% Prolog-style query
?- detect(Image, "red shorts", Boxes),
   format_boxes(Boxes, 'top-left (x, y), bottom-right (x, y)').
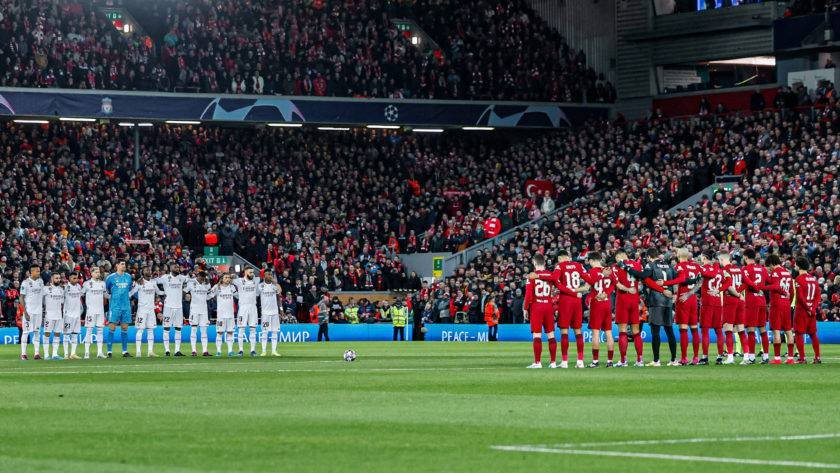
top-left (745, 304), bottom-right (767, 328)
top-left (615, 297), bottom-right (640, 325)
top-left (769, 305), bottom-right (792, 331)
top-left (675, 299), bottom-right (698, 326)
top-left (529, 306), bottom-right (555, 334)
top-left (588, 302), bottom-right (612, 331)
top-left (793, 310), bottom-right (817, 334)
top-left (722, 304), bottom-right (745, 325)
top-left (557, 298), bottom-right (583, 329)
top-left (700, 305), bottom-right (722, 328)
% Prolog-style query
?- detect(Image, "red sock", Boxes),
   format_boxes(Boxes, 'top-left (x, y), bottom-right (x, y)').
top-left (691, 327), bottom-right (700, 357)
top-left (701, 328), bottom-right (710, 356)
top-left (715, 328), bottom-right (724, 356)
top-left (738, 331), bottom-right (748, 353)
top-left (561, 334), bottom-right (569, 362)
top-left (812, 333), bottom-right (821, 359)
top-left (619, 333), bottom-right (628, 363)
top-left (795, 333), bottom-right (805, 361)
top-left (761, 331), bottom-right (769, 354)
top-left (607, 349), bottom-right (614, 362)
top-left (576, 336), bottom-right (584, 361)
top-left (725, 331), bottom-right (734, 355)
top-left (592, 348), bottom-right (599, 362)
top-left (532, 338), bottom-right (542, 364)
top-left (633, 333), bottom-right (643, 362)
top-left (748, 331), bottom-right (756, 354)
top-left (548, 338), bottom-right (557, 363)
top-left (787, 343), bottom-right (794, 358)
top-left (773, 342), bottom-right (781, 358)
top-left (679, 329), bottom-right (688, 360)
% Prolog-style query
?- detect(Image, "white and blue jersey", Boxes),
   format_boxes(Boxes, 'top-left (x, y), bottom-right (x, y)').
top-left (106, 272), bottom-right (133, 324)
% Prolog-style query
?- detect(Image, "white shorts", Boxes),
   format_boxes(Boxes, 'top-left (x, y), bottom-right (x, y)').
top-left (44, 318), bottom-right (63, 333)
top-left (237, 306), bottom-right (258, 328)
top-left (85, 312), bottom-right (106, 328)
top-left (162, 307), bottom-right (184, 328)
top-left (22, 312), bottom-right (43, 333)
top-left (63, 316), bottom-right (81, 334)
top-left (216, 318), bottom-right (235, 333)
top-left (135, 309), bottom-right (157, 329)
top-left (189, 312), bottom-right (209, 327)
top-left (261, 314), bottom-right (280, 333)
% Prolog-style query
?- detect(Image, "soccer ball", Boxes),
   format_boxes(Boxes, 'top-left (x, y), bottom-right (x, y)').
top-left (343, 349), bottom-right (357, 362)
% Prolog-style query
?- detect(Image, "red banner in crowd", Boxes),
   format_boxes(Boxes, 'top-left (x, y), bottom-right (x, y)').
top-left (524, 179), bottom-right (554, 198)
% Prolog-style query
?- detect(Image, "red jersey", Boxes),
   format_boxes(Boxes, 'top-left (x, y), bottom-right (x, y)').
top-left (664, 260), bottom-right (702, 299)
top-left (794, 272), bottom-right (820, 316)
top-left (722, 263), bottom-right (745, 307)
top-left (583, 266), bottom-right (615, 307)
top-left (546, 261), bottom-right (586, 300)
top-left (700, 263), bottom-right (728, 308)
top-left (742, 263), bottom-right (769, 308)
top-left (613, 260), bottom-right (642, 300)
top-left (524, 269), bottom-right (555, 311)
top-left (765, 266), bottom-right (793, 307)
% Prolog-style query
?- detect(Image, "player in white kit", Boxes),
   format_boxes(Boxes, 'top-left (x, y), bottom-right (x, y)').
top-left (259, 273), bottom-right (283, 357)
top-left (62, 272), bottom-right (84, 359)
top-left (43, 273), bottom-right (65, 360)
top-left (233, 268), bottom-right (260, 357)
top-left (156, 263), bottom-right (188, 356)
top-left (185, 272), bottom-right (214, 356)
top-left (212, 273), bottom-right (238, 356)
top-left (82, 267), bottom-right (107, 359)
top-left (131, 267), bottom-right (163, 357)
top-left (19, 264), bottom-right (44, 360)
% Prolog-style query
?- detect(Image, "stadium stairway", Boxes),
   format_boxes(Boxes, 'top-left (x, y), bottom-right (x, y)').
top-left (667, 174), bottom-right (740, 213)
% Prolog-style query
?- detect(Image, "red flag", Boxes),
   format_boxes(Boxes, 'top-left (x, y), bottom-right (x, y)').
top-left (524, 179), bottom-right (555, 198)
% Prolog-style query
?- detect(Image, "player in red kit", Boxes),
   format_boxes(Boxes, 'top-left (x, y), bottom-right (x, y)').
top-left (582, 252), bottom-right (615, 368)
top-left (742, 249), bottom-right (769, 364)
top-left (719, 252), bottom-right (747, 365)
top-left (662, 248), bottom-right (702, 365)
top-left (793, 257), bottom-right (821, 364)
top-left (523, 253), bottom-right (558, 368)
top-left (537, 250), bottom-right (590, 368)
top-left (613, 249), bottom-right (645, 367)
top-left (698, 251), bottom-right (728, 365)
top-left (764, 254), bottom-right (794, 364)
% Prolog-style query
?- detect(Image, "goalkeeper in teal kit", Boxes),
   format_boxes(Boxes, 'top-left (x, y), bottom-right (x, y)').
top-left (105, 261), bottom-right (134, 357)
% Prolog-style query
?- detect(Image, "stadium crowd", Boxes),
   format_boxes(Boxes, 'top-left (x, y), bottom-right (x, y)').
top-left (0, 0), bottom-right (615, 102)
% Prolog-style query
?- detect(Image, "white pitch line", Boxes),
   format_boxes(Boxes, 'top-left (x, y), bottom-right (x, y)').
top-left (490, 445), bottom-right (840, 470)
top-left (0, 366), bottom-right (497, 375)
top-left (546, 432), bottom-right (840, 448)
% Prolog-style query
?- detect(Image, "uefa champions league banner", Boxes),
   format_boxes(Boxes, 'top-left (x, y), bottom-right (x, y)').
top-left (0, 88), bottom-right (607, 129)
top-left (1, 323), bottom-right (840, 344)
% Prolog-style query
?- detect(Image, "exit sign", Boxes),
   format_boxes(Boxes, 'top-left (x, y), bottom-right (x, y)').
top-left (204, 256), bottom-right (230, 266)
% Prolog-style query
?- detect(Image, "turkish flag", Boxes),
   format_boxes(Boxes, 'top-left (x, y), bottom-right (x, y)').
top-left (524, 179), bottom-right (555, 198)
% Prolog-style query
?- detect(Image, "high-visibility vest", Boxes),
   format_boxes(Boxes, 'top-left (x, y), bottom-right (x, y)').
top-left (390, 306), bottom-right (408, 327)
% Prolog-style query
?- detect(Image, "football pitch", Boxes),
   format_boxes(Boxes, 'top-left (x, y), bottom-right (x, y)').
top-left (0, 342), bottom-right (838, 473)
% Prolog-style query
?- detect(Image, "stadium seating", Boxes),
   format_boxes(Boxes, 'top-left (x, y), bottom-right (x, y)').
top-left (0, 0), bottom-right (615, 102)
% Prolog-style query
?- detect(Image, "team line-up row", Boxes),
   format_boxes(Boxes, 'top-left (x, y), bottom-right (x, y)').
top-left (522, 248), bottom-right (822, 368)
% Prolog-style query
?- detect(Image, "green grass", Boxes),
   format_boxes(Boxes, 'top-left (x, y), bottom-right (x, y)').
top-left (0, 342), bottom-right (838, 472)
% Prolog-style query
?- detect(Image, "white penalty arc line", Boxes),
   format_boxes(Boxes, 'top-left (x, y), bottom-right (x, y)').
top-left (547, 432), bottom-right (840, 448)
top-left (491, 445), bottom-right (840, 470)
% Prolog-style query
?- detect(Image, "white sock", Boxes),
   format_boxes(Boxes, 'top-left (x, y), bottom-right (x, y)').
top-left (238, 328), bottom-right (245, 352)
top-left (135, 328), bottom-right (143, 355)
top-left (271, 332), bottom-right (278, 353)
top-left (226, 333), bottom-right (234, 353)
top-left (216, 330), bottom-right (223, 353)
top-left (21, 331), bottom-right (28, 355)
top-left (96, 327), bottom-right (104, 355)
top-left (147, 329), bottom-right (155, 354)
top-left (261, 331), bottom-right (268, 353)
top-left (33, 333), bottom-right (41, 356)
top-left (200, 327), bottom-right (208, 353)
top-left (163, 328), bottom-right (170, 353)
top-left (71, 335), bottom-right (78, 356)
top-left (190, 327), bottom-right (197, 352)
top-left (83, 328), bottom-right (91, 355)
top-left (174, 330), bottom-right (181, 353)
top-left (63, 336), bottom-right (70, 357)
top-left (52, 336), bottom-right (60, 357)
top-left (249, 329), bottom-right (256, 353)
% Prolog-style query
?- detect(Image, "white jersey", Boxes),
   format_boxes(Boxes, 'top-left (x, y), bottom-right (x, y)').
top-left (131, 279), bottom-right (161, 313)
top-left (63, 283), bottom-right (83, 318)
top-left (259, 283), bottom-right (281, 316)
top-left (43, 285), bottom-right (65, 320)
top-left (82, 279), bottom-right (106, 314)
top-left (186, 280), bottom-right (213, 315)
top-left (215, 284), bottom-right (237, 319)
top-left (233, 277), bottom-right (260, 307)
top-left (20, 277), bottom-right (45, 315)
top-left (156, 274), bottom-right (188, 309)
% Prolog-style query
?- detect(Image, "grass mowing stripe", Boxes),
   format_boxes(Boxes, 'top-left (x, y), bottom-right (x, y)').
top-left (490, 446), bottom-right (840, 469)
